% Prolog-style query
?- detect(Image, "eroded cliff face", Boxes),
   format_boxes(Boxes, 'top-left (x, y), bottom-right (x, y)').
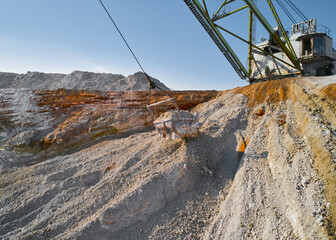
top-left (203, 77), bottom-right (336, 239)
top-left (0, 89), bottom-right (218, 169)
top-left (0, 76), bottom-right (335, 240)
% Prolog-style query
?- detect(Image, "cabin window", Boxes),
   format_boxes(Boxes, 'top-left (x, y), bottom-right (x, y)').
top-left (302, 38), bottom-right (312, 55)
top-left (313, 36), bottom-right (325, 55)
top-left (302, 35), bottom-right (325, 56)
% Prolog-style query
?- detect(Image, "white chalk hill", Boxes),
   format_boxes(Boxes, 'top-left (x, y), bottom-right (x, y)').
top-left (0, 71), bottom-right (169, 91)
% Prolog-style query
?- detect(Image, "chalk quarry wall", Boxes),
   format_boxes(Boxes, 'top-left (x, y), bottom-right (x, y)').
top-left (0, 76), bottom-right (335, 239)
top-left (0, 88), bottom-right (217, 169)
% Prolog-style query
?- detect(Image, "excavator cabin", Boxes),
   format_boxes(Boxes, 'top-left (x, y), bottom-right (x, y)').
top-left (251, 18), bottom-right (336, 80)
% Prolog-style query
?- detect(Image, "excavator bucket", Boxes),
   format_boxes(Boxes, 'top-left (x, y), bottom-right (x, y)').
top-left (153, 110), bottom-right (200, 139)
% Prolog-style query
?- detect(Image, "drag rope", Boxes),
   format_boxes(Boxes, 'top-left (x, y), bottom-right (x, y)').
top-left (98, 0), bottom-right (180, 117)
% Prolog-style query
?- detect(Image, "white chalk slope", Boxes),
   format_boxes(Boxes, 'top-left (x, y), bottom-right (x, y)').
top-left (0, 76), bottom-right (335, 239)
top-left (0, 71), bottom-right (169, 91)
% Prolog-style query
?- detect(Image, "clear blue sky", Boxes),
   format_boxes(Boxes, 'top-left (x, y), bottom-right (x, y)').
top-left (1, 0), bottom-right (335, 90)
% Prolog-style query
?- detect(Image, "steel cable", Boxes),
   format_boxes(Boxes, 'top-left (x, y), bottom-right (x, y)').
top-left (97, 0), bottom-right (178, 110)
top-left (98, 0), bottom-right (147, 74)
top-left (284, 0), bottom-right (308, 21)
top-left (274, 0), bottom-right (296, 24)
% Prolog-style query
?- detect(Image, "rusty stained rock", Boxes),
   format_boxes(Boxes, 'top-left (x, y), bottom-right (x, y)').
top-left (255, 109), bottom-right (265, 117)
top-left (278, 114), bottom-right (287, 126)
top-left (35, 89), bottom-right (218, 149)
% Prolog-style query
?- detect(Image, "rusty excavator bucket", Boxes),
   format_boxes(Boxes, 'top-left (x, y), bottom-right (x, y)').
top-left (147, 98), bottom-right (200, 139)
top-left (153, 110), bottom-right (200, 139)
top-left (145, 74), bottom-right (200, 139)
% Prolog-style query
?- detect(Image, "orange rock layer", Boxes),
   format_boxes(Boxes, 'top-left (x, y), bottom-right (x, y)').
top-left (34, 89), bottom-right (218, 149)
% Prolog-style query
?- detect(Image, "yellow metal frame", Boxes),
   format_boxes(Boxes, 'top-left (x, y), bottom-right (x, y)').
top-left (183, 0), bottom-right (302, 82)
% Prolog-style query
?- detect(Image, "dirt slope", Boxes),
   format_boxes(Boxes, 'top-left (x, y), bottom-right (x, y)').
top-left (0, 76), bottom-right (335, 239)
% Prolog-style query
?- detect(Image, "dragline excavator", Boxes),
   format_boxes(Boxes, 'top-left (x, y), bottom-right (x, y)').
top-left (183, 0), bottom-right (336, 83)
top-left (152, 0), bottom-right (336, 138)
top-left (99, 0), bottom-right (336, 139)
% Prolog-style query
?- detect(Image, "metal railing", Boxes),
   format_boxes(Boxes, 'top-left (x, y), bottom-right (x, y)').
top-left (290, 24), bottom-right (331, 36)
top-left (316, 25), bottom-right (331, 36)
